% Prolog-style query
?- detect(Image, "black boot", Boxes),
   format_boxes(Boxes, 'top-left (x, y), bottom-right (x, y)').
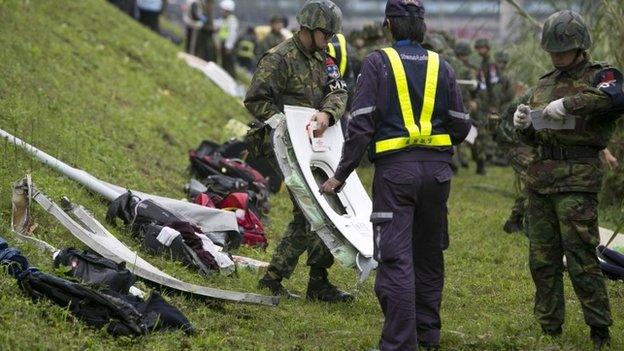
top-left (476, 160), bottom-right (486, 175)
top-left (258, 271), bottom-right (300, 299)
top-left (306, 267), bottom-right (353, 302)
top-left (418, 341), bottom-right (440, 350)
top-left (503, 215), bottom-right (523, 234)
top-left (541, 325), bottom-right (562, 337)
top-left (590, 327), bottom-right (610, 350)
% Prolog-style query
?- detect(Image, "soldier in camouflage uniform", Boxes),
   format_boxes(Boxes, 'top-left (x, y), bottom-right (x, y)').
top-left (244, 0), bottom-right (352, 302)
top-left (489, 50), bottom-right (517, 166)
top-left (513, 11), bottom-right (624, 349)
top-left (473, 38), bottom-right (497, 174)
top-left (454, 41), bottom-right (479, 169)
top-left (362, 22), bottom-right (390, 54)
top-left (255, 15), bottom-right (287, 57)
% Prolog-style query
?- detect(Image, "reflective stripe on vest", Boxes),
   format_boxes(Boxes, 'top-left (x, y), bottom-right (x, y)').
top-left (237, 40), bottom-right (255, 58)
top-left (376, 47), bottom-right (451, 153)
top-left (326, 34), bottom-right (348, 77)
top-left (219, 23), bottom-right (229, 40)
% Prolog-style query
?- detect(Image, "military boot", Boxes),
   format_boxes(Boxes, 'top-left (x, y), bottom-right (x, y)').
top-left (541, 325), bottom-right (562, 337)
top-left (306, 267), bottom-right (353, 302)
top-left (590, 327), bottom-right (610, 350)
top-left (476, 160), bottom-right (486, 175)
top-left (258, 271), bottom-right (300, 299)
top-left (503, 215), bottom-right (523, 234)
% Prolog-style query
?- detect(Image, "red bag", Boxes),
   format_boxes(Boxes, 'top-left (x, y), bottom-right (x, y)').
top-left (193, 192), bottom-right (268, 248)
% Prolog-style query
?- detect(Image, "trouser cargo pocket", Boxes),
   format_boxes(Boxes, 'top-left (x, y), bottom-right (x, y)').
top-left (371, 212), bottom-right (394, 262)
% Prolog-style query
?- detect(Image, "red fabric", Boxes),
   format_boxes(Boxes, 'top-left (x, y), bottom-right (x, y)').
top-left (195, 192), bottom-right (267, 248)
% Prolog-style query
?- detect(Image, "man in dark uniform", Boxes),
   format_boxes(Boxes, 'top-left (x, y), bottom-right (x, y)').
top-left (321, 1), bottom-right (471, 349)
top-left (245, 0), bottom-right (352, 303)
top-left (514, 10), bottom-right (624, 349)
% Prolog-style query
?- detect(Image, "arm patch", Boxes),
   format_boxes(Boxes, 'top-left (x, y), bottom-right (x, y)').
top-left (593, 68), bottom-right (624, 110)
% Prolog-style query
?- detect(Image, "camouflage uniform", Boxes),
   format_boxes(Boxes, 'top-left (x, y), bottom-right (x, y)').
top-left (245, 0), bottom-right (350, 301)
top-left (517, 11), bottom-right (624, 341)
top-left (495, 91), bottom-right (536, 232)
top-left (489, 50), bottom-right (517, 166)
top-left (454, 42), bottom-right (478, 169)
top-left (473, 38), bottom-right (496, 173)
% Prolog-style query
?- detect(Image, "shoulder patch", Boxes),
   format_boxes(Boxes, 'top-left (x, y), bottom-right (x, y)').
top-left (325, 56), bottom-right (341, 79)
top-left (593, 67), bottom-right (624, 110)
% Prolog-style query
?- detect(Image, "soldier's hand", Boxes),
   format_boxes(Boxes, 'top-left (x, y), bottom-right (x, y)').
top-left (320, 177), bottom-right (343, 195)
top-left (513, 104), bottom-right (531, 129)
top-left (543, 98), bottom-right (567, 122)
top-left (311, 111), bottom-right (331, 137)
top-left (601, 149), bottom-right (619, 169)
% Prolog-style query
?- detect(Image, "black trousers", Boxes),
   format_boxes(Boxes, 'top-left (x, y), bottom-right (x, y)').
top-left (138, 9), bottom-right (159, 32)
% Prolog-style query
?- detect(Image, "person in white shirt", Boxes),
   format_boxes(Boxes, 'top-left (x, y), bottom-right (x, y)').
top-left (215, 0), bottom-right (239, 76)
top-left (137, 0), bottom-right (164, 32)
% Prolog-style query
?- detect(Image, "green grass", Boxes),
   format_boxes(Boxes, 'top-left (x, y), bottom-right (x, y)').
top-left (1, 0), bottom-right (623, 350)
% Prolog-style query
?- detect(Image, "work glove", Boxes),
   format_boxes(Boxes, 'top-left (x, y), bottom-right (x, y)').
top-left (513, 104), bottom-right (531, 130)
top-left (542, 98), bottom-right (567, 122)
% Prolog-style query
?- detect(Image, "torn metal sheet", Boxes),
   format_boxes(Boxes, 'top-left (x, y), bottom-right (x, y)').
top-left (178, 52), bottom-right (245, 98)
top-left (11, 176), bottom-right (57, 252)
top-left (0, 128), bottom-right (239, 234)
top-left (273, 107), bottom-right (377, 283)
top-left (530, 109), bottom-right (576, 130)
top-left (12, 179), bottom-right (278, 306)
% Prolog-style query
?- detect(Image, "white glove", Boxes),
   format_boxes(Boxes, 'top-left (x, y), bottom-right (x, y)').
top-left (542, 98), bottom-right (567, 122)
top-left (513, 104), bottom-right (532, 130)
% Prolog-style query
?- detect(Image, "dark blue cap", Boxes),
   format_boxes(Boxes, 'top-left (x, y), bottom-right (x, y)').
top-left (385, 0), bottom-right (425, 18)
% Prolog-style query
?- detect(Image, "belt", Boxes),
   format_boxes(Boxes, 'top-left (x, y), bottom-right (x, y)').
top-left (538, 145), bottom-right (600, 160)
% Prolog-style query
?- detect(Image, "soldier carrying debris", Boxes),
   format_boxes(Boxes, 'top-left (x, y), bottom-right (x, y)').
top-left (244, 0), bottom-right (352, 303)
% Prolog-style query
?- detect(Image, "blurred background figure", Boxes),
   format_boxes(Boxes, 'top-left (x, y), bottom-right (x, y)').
top-left (137, 0), bottom-right (164, 32)
top-left (183, 0), bottom-right (217, 61)
top-left (215, 0), bottom-right (239, 76)
top-left (236, 26), bottom-right (258, 73)
top-left (255, 15), bottom-right (287, 57)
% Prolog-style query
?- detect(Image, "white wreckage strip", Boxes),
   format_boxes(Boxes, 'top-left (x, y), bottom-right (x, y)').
top-left (10, 178), bottom-right (278, 306)
top-left (0, 127), bottom-right (239, 234)
top-left (1, 128), bottom-right (267, 271)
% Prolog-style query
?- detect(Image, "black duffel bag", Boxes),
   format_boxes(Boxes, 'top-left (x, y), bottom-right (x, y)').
top-left (54, 248), bottom-right (136, 295)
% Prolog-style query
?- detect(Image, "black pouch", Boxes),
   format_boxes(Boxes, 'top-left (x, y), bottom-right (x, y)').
top-left (54, 248), bottom-right (136, 295)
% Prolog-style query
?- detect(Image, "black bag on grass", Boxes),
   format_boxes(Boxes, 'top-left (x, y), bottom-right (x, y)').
top-left (54, 248), bottom-right (136, 295)
top-left (19, 268), bottom-right (147, 336)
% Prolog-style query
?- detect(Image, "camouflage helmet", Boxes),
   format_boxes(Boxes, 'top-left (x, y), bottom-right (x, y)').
top-left (422, 33), bottom-right (448, 52)
top-left (541, 10), bottom-right (591, 53)
top-left (297, 0), bottom-right (342, 35)
top-left (474, 38), bottom-right (490, 49)
top-left (494, 50), bottom-right (509, 63)
top-left (363, 23), bottom-right (384, 39)
top-left (454, 41), bottom-right (471, 56)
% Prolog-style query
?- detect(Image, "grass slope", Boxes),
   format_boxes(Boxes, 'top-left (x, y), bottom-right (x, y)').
top-left (0, 1), bottom-right (623, 350)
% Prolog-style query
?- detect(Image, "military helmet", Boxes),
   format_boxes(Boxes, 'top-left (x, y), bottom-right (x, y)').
top-left (297, 0), bottom-right (342, 35)
top-left (494, 50), bottom-right (509, 63)
top-left (454, 41), bottom-right (471, 56)
top-left (363, 23), bottom-right (384, 39)
top-left (541, 10), bottom-right (591, 53)
top-left (474, 38), bottom-right (490, 49)
top-left (422, 33), bottom-right (448, 52)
